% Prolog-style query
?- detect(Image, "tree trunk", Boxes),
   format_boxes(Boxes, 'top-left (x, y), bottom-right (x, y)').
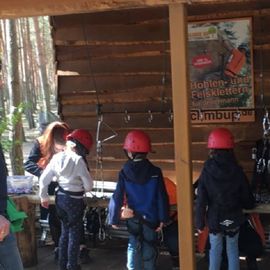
top-left (0, 21), bottom-right (8, 119)
top-left (18, 18), bottom-right (35, 129)
top-left (6, 19), bottom-right (24, 175)
top-left (25, 18), bottom-right (37, 111)
top-left (32, 17), bottom-right (50, 112)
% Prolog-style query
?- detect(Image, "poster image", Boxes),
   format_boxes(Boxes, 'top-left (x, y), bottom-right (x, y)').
top-left (188, 18), bottom-right (254, 123)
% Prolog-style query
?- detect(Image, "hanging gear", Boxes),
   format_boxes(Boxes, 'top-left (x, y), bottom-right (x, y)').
top-left (85, 207), bottom-right (101, 235)
top-left (123, 130), bottom-right (152, 153)
top-left (251, 137), bottom-right (270, 200)
top-left (85, 207), bottom-right (107, 244)
top-left (94, 111), bottom-right (117, 198)
top-left (67, 129), bottom-right (93, 152)
top-left (207, 128), bottom-right (234, 149)
top-left (252, 109), bottom-right (270, 201)
top-left (251, 16), bottom-right (270, 201)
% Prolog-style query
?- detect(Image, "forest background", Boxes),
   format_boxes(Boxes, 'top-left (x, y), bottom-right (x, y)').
top-left (0, 17), bottom-right (56, 175)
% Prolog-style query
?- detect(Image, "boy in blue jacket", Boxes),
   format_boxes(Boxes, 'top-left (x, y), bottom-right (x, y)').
top-left (109, 130), bottom-right (169, 270)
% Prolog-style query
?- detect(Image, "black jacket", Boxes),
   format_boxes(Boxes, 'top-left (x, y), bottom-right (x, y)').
top-left (24, 140), bottom-right (43, 177)
top-left (24, 140), bottom-right (58, 195)
top-left (0, 145), bottom-right (8, 216)
top-left (196, 151), bottom-right (255, 233)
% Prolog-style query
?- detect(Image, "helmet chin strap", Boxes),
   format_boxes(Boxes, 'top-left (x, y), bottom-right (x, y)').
top-left (127, 151), bottom-right (134, 160)
top-left (126, 151), bottom-right (144, 162)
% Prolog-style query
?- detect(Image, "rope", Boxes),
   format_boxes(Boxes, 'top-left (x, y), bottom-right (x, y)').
top-left (81, 14), bottom-right (100, 106)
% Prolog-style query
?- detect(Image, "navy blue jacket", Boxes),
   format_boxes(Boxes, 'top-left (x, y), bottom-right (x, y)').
top-left (0, 145), bottom-right (8, 216)
top-left (196, 151), bottom-right (255, 233)
top-left (24, 140), bottom-right (58, 195)
top-left (108, 159), bottom-right (169, 226)
top-left (24, 140), bottom-right (43, 177)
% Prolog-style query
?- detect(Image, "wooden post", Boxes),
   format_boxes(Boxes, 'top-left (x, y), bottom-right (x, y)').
top-left (169, 3), bottom-right (196, 270)
top-left (13, 196), bottom-right (38, 267)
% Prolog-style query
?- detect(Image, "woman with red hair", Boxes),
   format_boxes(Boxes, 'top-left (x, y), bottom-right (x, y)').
top-left (24, 121), bottom-right (70, 258)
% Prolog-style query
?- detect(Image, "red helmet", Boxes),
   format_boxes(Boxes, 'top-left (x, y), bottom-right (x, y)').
top-left (67, 129), bottom-right (93, 151)
top-left (123, 130), bottom-right (151, 153)
top-left (207, 128), bottom-right (234, 149)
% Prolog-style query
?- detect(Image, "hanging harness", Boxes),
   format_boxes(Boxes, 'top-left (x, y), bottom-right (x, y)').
top-left (252, 110), bottom-right (270, 202)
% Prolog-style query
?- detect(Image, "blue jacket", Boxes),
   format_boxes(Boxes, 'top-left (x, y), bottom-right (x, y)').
top-left (108, 159), bottom-right (169, 226)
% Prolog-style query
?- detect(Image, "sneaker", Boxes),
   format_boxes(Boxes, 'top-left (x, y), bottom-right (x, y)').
top-left (79, 247), bottom-right (91, 264)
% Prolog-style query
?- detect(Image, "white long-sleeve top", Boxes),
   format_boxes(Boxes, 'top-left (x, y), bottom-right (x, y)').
top-left (39, 149), bottom-right (93, 201)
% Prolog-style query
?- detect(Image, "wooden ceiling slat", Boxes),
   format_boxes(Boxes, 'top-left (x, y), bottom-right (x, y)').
top-left (52, 7), bottom-right (168, 27)
top-left (58, 75), bottom-right (171, 93)
top-left (64, 113), bottom-right (173, 129)
top-left (57, 55), bottom-right (171, 74)
top-left (0, 0), bottom-right (267, 19)
top-left (53, 21), bottom-right (169, 42)
top-left (61, 101), bottom-right (172, 116)
top-left (188, 3), bottom-right (270, 19)
top-left (87, 129), bottom-right (174, 145)
top-left (0, 0), bottom-right (185, 19)
top-left (55, 43), bottom-right (170, 60)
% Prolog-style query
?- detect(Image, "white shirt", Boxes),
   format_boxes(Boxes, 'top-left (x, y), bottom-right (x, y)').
top-left (39, 149), bottom-right (93, 201)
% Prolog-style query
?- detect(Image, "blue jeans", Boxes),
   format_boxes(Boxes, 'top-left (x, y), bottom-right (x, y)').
top-left (209, 232), bottom-right (239, 270)
top-left (126, 218), bottom-right (158, 270)
top-left (0, 233), bottom-right (24, 270)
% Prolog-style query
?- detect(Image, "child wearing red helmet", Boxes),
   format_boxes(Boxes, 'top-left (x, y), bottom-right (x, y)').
top-left (39, 129), bottom-right (93, 270)
top-left (196, 127), bottom-right (254, 270)
top-left (108, 130), bottom-right (170, 270)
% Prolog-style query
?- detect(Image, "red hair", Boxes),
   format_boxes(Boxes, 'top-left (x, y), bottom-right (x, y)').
top-left (37, 121), bottom-right (70, 168)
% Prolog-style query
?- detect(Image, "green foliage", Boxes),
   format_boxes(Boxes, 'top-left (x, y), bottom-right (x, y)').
top-left (0, 103), bottom-right (26, 152)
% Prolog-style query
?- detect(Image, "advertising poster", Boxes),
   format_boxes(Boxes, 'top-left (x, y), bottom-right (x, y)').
top-left (188, 18), bottom-right (254, 123)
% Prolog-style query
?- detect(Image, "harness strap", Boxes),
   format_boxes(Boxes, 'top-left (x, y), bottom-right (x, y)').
top-left (57, 186), bottom-right (84, 197)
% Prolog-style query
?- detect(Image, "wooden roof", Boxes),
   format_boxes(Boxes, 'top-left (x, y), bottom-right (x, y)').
top-left (0, 0), bottom-right (268, 19)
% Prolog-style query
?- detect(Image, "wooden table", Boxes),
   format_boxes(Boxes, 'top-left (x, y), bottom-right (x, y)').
top-left (11, 194), bottom-right (110, 267)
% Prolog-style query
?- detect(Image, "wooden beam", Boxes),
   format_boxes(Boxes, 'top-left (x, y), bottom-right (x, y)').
top-left (0, 0), bottom-right (188, 19)
top-left (188, 8), bottom-right (270, 21)
top-left (0, 0), bottom-right (264, 19)
top-left (169, 3), bottom-right (196, 270)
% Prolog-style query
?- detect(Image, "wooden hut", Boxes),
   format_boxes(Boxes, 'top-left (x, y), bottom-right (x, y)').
top-left (1, 1), bottom-right (270, 269)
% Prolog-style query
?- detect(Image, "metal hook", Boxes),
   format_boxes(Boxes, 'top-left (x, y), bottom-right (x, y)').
top-left (263, 107), bottom-right (270, 137)
top-left (148, 110), bottom-right (153, 123)
top-left (162, 75), bottom-right (167, 85)
top-left (168, 109), bottom-right (173, 123)
top-left (124, 110), bottom-right (131, 123)
top-left (234, 108), bottom-right (241, 121)
top-left (198, 109), bottom-right (204, 121)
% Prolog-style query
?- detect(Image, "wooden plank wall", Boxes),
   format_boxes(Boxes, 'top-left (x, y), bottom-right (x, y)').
top-left (51, 0), bottom-right (270, 184)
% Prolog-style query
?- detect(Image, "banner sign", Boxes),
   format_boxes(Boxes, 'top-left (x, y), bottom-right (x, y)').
top-left (188, 18), bottom-right (254, 123)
